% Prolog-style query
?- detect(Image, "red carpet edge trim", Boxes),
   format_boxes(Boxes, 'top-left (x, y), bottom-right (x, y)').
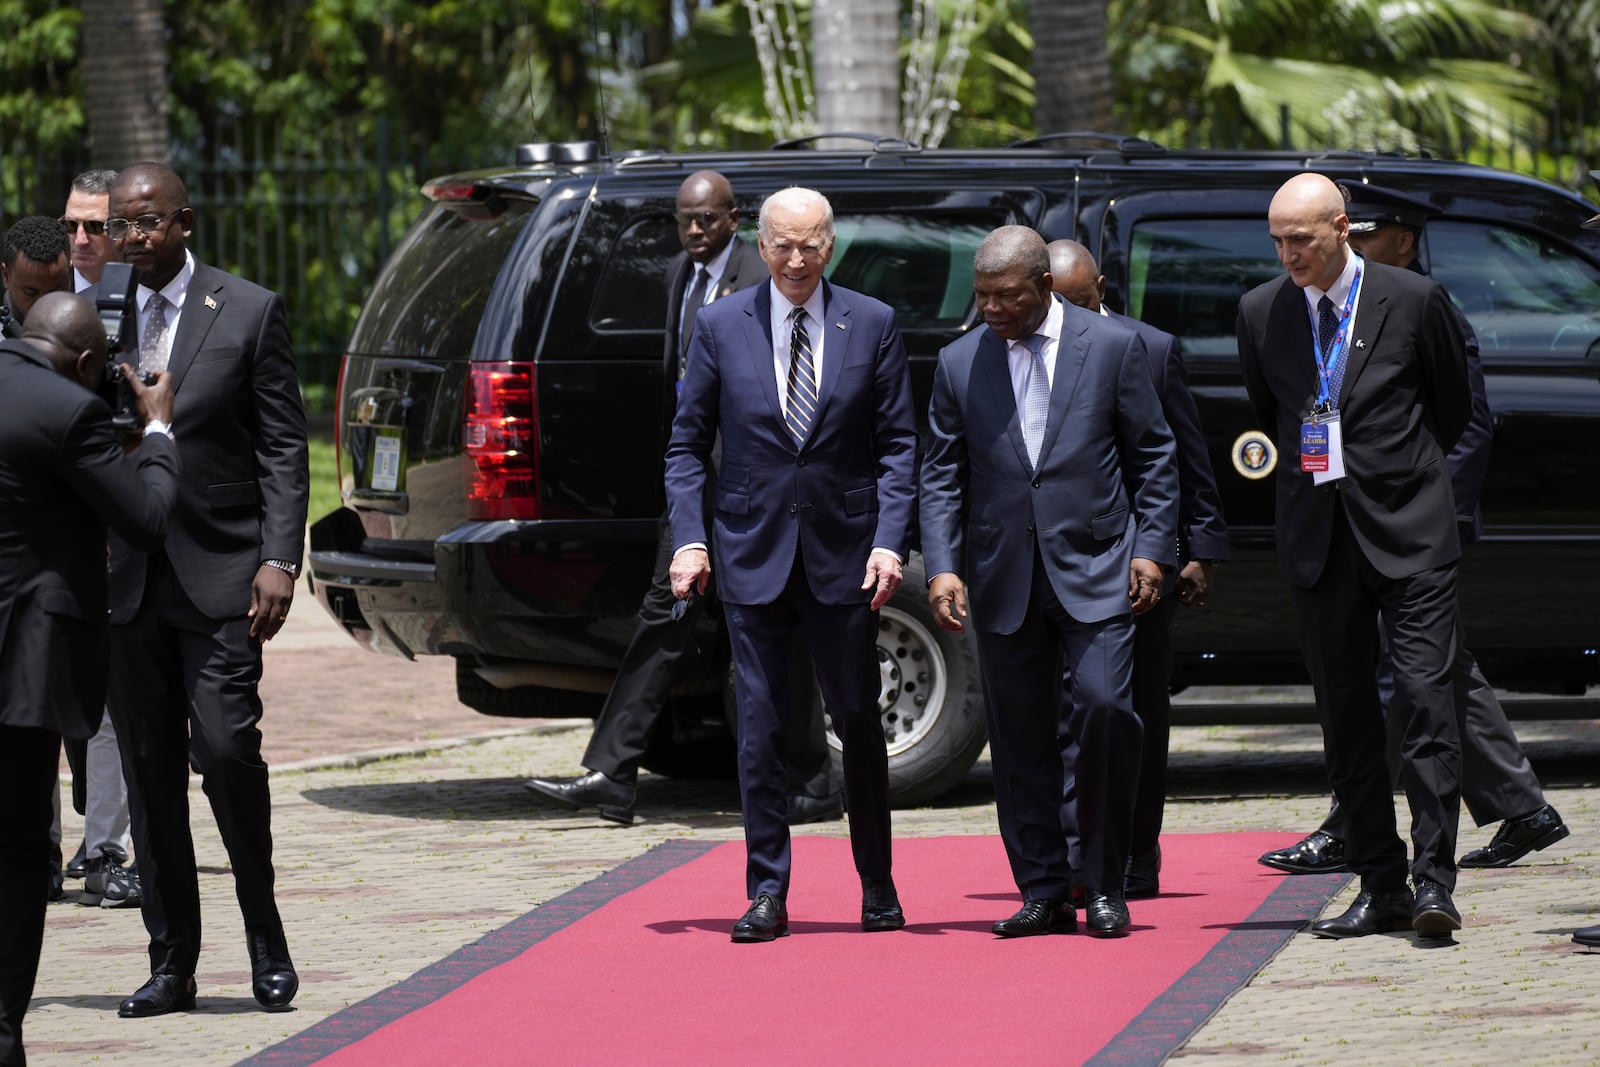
top-left (238, 838), bottom-right (720, 1067)
top-left (1084, 871), bottom-right (1355, 1066)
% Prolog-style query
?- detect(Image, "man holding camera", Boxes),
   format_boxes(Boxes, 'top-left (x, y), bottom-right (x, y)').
top-left (99, 163), bottom-right (310, 1018)
top-left (0, 291), bottom-right (177, 1067)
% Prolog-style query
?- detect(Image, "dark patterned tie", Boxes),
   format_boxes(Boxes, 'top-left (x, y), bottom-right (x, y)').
top-left (141, 293), bottom-right (170, 374)
top-left (679, 266), bottom-right (710, 377)
top-left (1020, 334), bottom-right (1050, 467)
top-left (1318, 295), bottom-right (1343, 404)
top-left (785, 307), bottom-right (817, 444)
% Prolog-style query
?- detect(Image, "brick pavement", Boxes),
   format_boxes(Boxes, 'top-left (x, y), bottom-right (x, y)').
top-left (25, 599), bottom-right (1600, 1065)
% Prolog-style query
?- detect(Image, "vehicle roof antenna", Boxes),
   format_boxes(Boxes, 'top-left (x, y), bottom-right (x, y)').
top-left (588, 1), bottom-right (611, 158)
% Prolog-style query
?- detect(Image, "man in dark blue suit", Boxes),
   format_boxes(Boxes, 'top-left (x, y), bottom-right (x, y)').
top-left (920, 226), bottom-right (1179, 938)
top-left (665, 187), bottom-right (918, 942)
top-left (1046, 239), bottom-right (1229, 901)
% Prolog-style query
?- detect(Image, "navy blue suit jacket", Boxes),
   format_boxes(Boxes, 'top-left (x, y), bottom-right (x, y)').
top-left (920, 297), bottom-right (1180, 633)
top-left (665, 280), bottom-right (918, 606)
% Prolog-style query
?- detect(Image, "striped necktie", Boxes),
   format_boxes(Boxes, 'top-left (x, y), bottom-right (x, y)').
top-left (784, 306), bottom-right (817, 444)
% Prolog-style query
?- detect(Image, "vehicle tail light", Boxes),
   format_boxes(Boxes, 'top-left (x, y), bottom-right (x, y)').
top-left (463, 362), bottom-right (540, 520)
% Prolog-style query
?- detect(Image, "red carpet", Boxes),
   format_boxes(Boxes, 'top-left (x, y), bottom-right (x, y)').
top-left (247, 833), bottom-right (1345, 1067)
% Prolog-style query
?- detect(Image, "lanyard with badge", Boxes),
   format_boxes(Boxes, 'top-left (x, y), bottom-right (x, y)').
top-left (1301, 264), bottom-right (1362, 484)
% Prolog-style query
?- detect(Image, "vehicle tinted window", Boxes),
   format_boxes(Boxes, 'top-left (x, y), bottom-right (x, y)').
top-left (1126, 219), bottom-right (1282, 357)
top-left (1426, 220), bottom-right (1600, 359)
top-left (349, 199), bottom-right (535, 358)
top-left (588, 213), bottom-right (991, 335)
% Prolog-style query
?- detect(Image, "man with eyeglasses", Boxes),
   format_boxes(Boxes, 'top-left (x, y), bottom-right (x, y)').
top-left (98, 163), bottom-right (309, 1019)
top-left (63, 169), bottom-right (121, 291)
top-left (526, 170), bottom-right (841, 827)
top-left (0, 216), bottom-right (72, 340)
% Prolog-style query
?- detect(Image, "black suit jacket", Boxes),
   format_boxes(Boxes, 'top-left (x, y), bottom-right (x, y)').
top-left (661, 238), bottom-right (765, 418)
top-left (105, 260), bottom-right (310, 623)
top-left (1236, 259), bottom-right (1470, 588)
top-left (0, 340), bottom-right (177, 736)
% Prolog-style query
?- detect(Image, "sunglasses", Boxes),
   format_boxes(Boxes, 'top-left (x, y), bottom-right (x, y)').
top-left (60, 217), bottom-right (108, 237)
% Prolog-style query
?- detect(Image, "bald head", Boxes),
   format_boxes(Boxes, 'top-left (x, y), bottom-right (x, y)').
top-left (1045, 239), bottom-right (1105, 312)
top-left (1268, 173), bottom-right (1350, 290)
top-left (675, 170), bottom-right (738, 264)
top-left (22, 291), bottom-right (107, 388)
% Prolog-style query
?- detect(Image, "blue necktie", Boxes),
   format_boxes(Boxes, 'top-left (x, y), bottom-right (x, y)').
top-left (1020, 333), bottom-right (1049, 467)
top-left (785, 307), bottom-right (817, 444)
top-left (1318, 295), bottom-right (1345, 405)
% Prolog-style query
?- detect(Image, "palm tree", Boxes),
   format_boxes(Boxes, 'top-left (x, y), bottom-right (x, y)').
top-left (812, 0), bottom-right (900, 137)
top-left (1032, 0), bottom-right (1112, 134)
top-left (81, 0), bottom-right (169, 166)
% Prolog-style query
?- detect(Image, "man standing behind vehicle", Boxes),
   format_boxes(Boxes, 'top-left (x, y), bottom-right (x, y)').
top-left (666, 187), bottom-right (917, 942)
top-left (0, 291), bottom-right (177, 1067)
top-left (1046, 239), bottom-right (1228, 900)
top-left (1257, 181), bottom-right (1566, 879)
top-left (101, 162), bottom-right (310, 1018)
top-left (65, 170), bottom-right (121, 291)
top-left (525, 170), bottom-right (840, 826)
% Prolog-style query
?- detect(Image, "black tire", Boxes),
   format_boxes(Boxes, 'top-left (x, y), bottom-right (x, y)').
top-left (453, 658), bottom-right (605, 719)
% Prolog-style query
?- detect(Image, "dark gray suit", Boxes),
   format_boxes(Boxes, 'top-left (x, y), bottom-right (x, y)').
top-left (0, 339), bottom-right (176, 1066)
top-left (105, 260), bottom-right (309, 977)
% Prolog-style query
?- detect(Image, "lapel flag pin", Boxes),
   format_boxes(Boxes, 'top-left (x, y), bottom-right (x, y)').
top-left (204, 295), bottom-right (218, 310)
top-left (1354, 338), bottom-right (1366, 348)
top-left (835, 322), bottom-right (845, 330)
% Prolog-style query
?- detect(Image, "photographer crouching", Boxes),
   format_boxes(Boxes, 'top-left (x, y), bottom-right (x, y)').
top-left (0, 291), bottom-right (177, 1067)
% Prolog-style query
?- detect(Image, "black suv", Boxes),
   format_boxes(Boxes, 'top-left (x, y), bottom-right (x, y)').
top-left (309, 138), bottom-right (1600, 803)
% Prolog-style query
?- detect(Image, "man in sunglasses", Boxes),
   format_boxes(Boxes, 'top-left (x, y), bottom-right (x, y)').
top-left (526, 170), bottom-right (841, 827)
top-left (0, 216), bottom-right (72, 340)
top-left (63, 169), bottom-right (121, 292)
top-left (99, 163), bottom-right (309, 1019)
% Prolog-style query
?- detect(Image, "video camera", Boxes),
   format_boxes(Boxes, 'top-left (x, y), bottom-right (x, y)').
top-left (95, 262), bottom-right (151, 435)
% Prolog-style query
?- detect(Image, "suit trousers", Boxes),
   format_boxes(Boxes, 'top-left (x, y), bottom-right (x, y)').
top-left (107, 554), bottom-right (284, 976)
top-left (721, 550), bottom-right (891, 899)
top-left (0, 725), bottom-right (60, 1067)
top-left (1292, 500), bottom-right (1464, 892)
top-left (1061, 594), bottom-right (1175, 872)
top-left (1319, 621), bottom-right (1545, 840)
top-left (981, 551), bottom-right (1142, 900)
top-left (583, 515), bottom-right (836, 799)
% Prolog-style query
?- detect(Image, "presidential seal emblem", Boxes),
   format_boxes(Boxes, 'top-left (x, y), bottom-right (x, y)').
top-left (1231, 430), bottom-right (1276, 480)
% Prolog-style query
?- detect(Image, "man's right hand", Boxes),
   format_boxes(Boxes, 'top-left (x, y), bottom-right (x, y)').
top-left (123, 365), bottom-right (174, 427)
top-left (928, 572), bottom-right (968, 632)
top-left (670, 547), bottom-right (712, 600)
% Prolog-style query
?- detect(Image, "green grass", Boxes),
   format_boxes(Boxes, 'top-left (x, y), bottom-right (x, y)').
top-left (308, 434), bottom-right (341, 523)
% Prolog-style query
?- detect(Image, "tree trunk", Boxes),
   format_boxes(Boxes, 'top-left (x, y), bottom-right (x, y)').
top-left (1031, 0), bottom-right (1112, 136)
top-left (80, 0), bottom-right (170, 167)
top-left (812, 0), bottom-right (900, 143)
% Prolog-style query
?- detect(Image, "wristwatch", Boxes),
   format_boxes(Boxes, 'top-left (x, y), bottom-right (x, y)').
top-left (262, 558), bottom-right (300, 579)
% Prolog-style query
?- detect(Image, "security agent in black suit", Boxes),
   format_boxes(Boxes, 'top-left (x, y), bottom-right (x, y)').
top-left (0, 216), bottom-right (73, 340)
top-left (1259, 181), bottom-right (1566, 878)
top-left (0, 292), bottom-right (177, 1067)
top-left (100, 163), bottom-right (310, 1018)
top-left (525, 171), bottom-right (839, 825)
top-left (1046, 240), bottom-right (1229, 900)
top-left (1238, 173), bottom-right (1473, 940)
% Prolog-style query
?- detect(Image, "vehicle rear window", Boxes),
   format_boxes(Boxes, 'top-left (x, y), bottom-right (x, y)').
top-left (1426, 221), bottom-right (1600, 359)
top-left (589, 212), bottom-right (992, 335)
top-left (349, 199), bottom-right (536, 359)
top-left (1126, 218), bottom-right (1281, 358)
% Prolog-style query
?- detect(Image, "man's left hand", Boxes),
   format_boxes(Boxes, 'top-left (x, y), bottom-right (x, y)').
top-left (862, 550), bottom-right (903, 611)
top-left (1177, 560), bottom-right (1216, 608)
top-left (249, 565), bottom-right (296, 641)
top-left (1128, 557), bottom-right (1163, 616)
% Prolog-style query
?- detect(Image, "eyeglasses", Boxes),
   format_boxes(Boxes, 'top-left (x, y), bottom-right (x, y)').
top-left (59, 217), bottom-right (108, 237)
top-left (674, 210), bottom-right (729, 229)
top-left (105, 210), bottom-right (184, 241)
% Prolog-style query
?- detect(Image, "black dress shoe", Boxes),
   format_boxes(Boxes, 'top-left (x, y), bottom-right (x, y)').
top-left (65, 840), bottom-right (89, 879)
top-left (1573, 923), bottom-right (1600, 948)
top-left (1259, 830), bottom-right (1348, 874)
top-left (1412, 879), bottom-right (1462, 938)
top-left (524, 770), bottom-right (636, 825)
top-left (861, 877), bottom-right (905, 932)
top-left (992, 899), bottom-right (1076, 937)
top-left (1125, 845), bottom-right (1161, 898)
top-left (1459, 804), bottom-right (1569, 868)
top-left (1086, 890), bottom-right (1131, 937)
top-left (731, 893), bottom-right (789, 942)
top-left (247, 929), bottom-right (299, 1009)
top-left (787, 793), bottom-right (844, 826)
top-left (118, 973), bottom-right (197, 1018)
top-left (1310, 889), bottom-right (1414, 939)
